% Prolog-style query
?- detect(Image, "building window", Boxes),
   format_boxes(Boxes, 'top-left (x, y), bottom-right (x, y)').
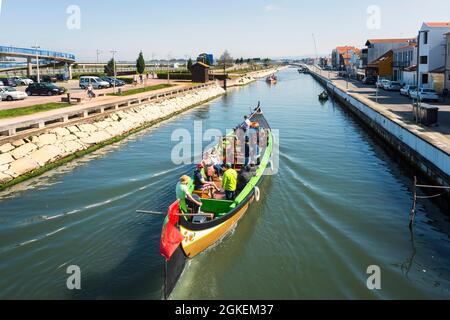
top-left (420, 56), bottom-right (428, 64)
top-left (423, 32), bottom-right (428, 45)
top-left (422, 73), bottom-right (429, 84)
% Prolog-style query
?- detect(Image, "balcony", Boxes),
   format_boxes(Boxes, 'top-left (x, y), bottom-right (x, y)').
top-left (393, 61), bottom-right (413, 68)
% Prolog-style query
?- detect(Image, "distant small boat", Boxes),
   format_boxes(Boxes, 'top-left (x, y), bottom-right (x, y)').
top-left (318, 91), bottom-right (329, 101)
top-left (266, 74), bottom-right (277, 84)
top-left (298, 68), bottom-right (308, 74)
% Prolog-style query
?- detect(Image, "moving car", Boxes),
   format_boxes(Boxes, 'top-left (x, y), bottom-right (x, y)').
top-left (79, 76), bottom-right (110, 89)
top-left (0, 78), bottom-right (17, 87)
top-left (384, 81), bottom-right (402, 91)
top-left (400, 85), bottom-right (417, 97)
top-left (409, 88), bottom-right (440, 102)
top-left (100, 76), bottom-right (125, 87)
top-left (12, 77), bottom-right (34, 86)
top-left (25, 83), bottom-right (65, 96)
top-left (0, 86), bottom-right (28, 101)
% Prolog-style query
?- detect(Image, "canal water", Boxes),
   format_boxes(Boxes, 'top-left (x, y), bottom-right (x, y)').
top-left (1, 68), bottom-right (449, 299)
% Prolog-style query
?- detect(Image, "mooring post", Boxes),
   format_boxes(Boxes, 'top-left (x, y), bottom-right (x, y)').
top-left (409, 176), bottom-right (417, 229)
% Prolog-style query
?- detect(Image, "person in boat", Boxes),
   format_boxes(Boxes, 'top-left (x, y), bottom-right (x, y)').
top-left (176, 175), bottom-right (202, 213)
top-left (194, 163), bottom-right (220, 198)
top-left (242, 116), bottom-right (251, 134)
top-left (209, 148), bottom-right (223, 180)
top-left (244, 136), bottom-right (251, 166)
top-left (236, 165), bottom-right (255, 195)
top-left (222, 163), bottom-right (238, 201)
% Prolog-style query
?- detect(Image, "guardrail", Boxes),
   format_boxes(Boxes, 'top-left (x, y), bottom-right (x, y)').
top-left (0, 46), bottom-right (75, 61)
top-left (0, 82), bottom-right (215, 141)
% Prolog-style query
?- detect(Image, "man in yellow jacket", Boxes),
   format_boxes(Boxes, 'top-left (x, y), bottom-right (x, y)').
top-left (222, 163), bottom-right (238, 200)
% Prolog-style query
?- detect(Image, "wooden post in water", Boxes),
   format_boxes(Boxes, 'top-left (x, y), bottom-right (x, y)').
top-left (409, 176), bottom-right (417, 229)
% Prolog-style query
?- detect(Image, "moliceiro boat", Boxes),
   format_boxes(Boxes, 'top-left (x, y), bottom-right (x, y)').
top-left (266, 74), bottom-right (278, 84)
top-left (159, 105), bottom-right (273, 299)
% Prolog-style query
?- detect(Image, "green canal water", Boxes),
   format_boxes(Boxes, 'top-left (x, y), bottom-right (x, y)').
top-left (0, 68), bottom-right (449, 299)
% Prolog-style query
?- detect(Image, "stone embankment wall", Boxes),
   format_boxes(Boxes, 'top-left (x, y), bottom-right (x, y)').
top-left (0, 84), bottom-right (225, 186)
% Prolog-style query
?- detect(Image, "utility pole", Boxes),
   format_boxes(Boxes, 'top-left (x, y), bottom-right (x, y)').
top-left (96, 49), bottom-right (103, 64)
top-left (31, 45), bottom-right (40, 83)
top-left (111, 50), bottom-right (118, 94)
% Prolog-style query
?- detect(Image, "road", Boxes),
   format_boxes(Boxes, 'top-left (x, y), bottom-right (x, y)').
top-left (318, 70), bottom-right (450, 137)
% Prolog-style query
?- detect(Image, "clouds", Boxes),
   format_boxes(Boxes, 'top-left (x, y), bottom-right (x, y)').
top-left (264, 4), bottom-right (279, 12)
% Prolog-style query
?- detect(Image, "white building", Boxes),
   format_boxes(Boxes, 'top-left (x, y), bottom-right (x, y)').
top-left (417, 22), bottom-right (450, 89)
top-left (392, 44), bottom-right (417, 84)
top-left (365, 38), bottom-right (414, 64)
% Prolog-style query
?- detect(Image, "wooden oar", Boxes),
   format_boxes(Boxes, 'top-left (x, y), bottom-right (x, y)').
top-left (136, 210), bottom-right (214, 219)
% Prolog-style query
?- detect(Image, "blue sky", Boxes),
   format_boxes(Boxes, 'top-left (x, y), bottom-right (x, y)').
top-left (1, 0), bottom-right (450, 61)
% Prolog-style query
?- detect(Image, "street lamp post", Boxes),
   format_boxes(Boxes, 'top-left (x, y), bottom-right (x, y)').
top-left (111, 50), bottom-right (117, 94)
top-left (31, 45), bottom-right (40, 83)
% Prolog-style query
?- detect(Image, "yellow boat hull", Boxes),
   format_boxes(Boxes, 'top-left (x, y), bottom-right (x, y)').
top-left (180, 196), bottom-right (254, 258)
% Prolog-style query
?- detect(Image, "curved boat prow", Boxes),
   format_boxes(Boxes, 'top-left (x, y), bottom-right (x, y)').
top-left (164, 246), bottom-right (186, 299)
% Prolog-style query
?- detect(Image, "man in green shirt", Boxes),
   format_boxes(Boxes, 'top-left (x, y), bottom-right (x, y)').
top-left (222, 163), bottom-right (238, 200)
top-left (176, 175), bottom-right (202, 213)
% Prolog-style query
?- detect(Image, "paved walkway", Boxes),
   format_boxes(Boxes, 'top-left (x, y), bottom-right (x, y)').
top-left (0, 81), bottom-right (190, 128)
top-left (0, 79), bottom-right (187, 111)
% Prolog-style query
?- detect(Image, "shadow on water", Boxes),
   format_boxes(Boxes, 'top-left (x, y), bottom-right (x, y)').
top-left (68, 220), bottom-right (164, 300)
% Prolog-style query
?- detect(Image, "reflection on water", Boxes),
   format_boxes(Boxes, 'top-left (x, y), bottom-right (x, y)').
top-left (0, 69), bottom-right (449, 299)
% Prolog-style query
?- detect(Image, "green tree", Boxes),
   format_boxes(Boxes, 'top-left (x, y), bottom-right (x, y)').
top-left (218, 50), bottom-right (233, 69)
top-left (136, 51), bottom-right (146, 75)
top-left (104, 58), bottom-right (115, 76)
top-left (187, 58), bottom-right (193, 70)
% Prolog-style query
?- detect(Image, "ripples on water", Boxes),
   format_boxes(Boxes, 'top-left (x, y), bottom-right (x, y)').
top-left (0, 69), bottom-right (449, 299)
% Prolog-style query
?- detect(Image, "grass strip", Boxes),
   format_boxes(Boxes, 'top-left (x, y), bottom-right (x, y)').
top-left (0, 103), bottom-right (71, 119)
top-left (107, 84), bottom-right (174, 97)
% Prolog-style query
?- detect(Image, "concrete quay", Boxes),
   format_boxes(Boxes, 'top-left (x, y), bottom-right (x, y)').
top-left (307, 66), bottom-right (450, 187)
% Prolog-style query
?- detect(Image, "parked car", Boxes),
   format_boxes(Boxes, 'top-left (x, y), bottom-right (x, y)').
top-left (0, 78), bottom-right (17, 87)
top-left (400, 85), bottom-right (417, 97)
top-left (11, 77), bottom-right (34, 86)
top-left (100, 76), bottom-right (125, 87)
top-left (362, 76), bottom-right (376, 85)
top-left (0, 86), bottom-right (28, 101)
top-left (376, 79), bottom-right (390, 89)
top-left (25, 83), bottom-right (65, 96)
top-left (29, 75), bottom-right (57, 83)
top-left (384, 81), bottom-right (402, 91)
top-left (409, 88), bottom-right (440, 102)
top-left (79, 76), bottom-right (110, 89)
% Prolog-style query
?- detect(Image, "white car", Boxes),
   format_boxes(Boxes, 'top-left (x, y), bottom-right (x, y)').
top-left (79, 76), bottom-right (110, 89)
top-left (384, 81), bottom-right (402, 91)
top-left (376, 79), bottom-right (390, 89)
top-left (400, 85), bottom-right (417, 97)
top-left (0, 86), bottom-right (28, 101)
top-left (12, 77), bottom-right (34, 86)
top-left (409, 88), bottom-right (440, 102)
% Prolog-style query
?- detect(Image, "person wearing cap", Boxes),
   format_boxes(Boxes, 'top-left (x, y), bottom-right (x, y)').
top-left (222, 163), bottom-right (238, 200)
top-left (176, 175), bottom-right (202, 213)
top-left (194, 163), bottom-right (220, 198)
top-left (236, 165), bottom-right (255, 195)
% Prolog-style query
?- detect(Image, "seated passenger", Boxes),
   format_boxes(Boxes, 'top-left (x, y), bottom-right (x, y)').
top-left (194, 163), bottom-right (220, 198)
top-left (209, 149), bottom-right (223, 180)
top-left (176, 175), bottom-right (202, 213)
top-left (236, 165), bottom-right (255, 195)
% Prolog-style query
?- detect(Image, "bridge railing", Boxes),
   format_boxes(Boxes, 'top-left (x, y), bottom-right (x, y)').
top-left (0, 46), bottom-right (75, 61)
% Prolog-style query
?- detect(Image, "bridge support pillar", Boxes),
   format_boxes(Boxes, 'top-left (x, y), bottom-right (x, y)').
top-left (27, 57), bottom-right (33, 78)
top-left (68, 64), bottom-right (73, 80)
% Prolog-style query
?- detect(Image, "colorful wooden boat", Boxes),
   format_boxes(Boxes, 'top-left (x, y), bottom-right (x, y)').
top-left (160, 105), bottom-right (273, 299)
top-left (266, 74), bottom-right (278, 84)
